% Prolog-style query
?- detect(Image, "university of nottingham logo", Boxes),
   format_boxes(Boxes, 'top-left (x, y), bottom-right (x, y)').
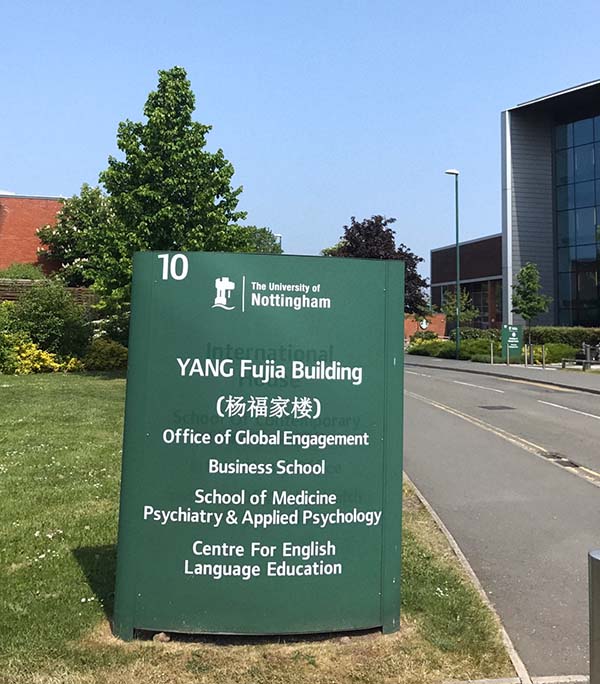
top-left (212, 276), bottom-right (236, 310)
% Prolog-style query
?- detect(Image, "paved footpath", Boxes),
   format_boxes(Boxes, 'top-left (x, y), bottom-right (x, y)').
top-left (406, 354), bottom-right (600, 395)
top-left (403, 356), bottom-right (600, 680)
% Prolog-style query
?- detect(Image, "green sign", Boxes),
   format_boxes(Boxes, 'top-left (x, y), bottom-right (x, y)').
top-left (502, 324), bottom-right (523, 360)
top-left (113, 252), bottom-right (404, 640)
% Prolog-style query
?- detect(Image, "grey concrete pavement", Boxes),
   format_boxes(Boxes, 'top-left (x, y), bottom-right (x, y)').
top-left (406, 354), bottom-right (600, 395)
top-left (403, 363), bottom-right (600, 677)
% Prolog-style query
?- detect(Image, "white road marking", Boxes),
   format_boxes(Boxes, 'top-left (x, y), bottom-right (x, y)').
top-left (538, 400), bottom-right (600, 421)
top-left (407, 391), bottom-right (543, 454)
top-left (406, 390), bottom-right (600, 488)
top-left (405, 370), bottom-right (432, 378)
top-left (453, 380), bottom-right (504, 394)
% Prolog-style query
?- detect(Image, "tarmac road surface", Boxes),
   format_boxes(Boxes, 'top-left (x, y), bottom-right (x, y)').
top-left (404, 357), bottom-right (600, 677)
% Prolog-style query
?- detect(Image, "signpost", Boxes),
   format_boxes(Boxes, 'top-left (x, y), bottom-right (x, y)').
top-left (501, 324), bottom-right (523, 362)
top-left (113, 252), bottom-right (404, 639)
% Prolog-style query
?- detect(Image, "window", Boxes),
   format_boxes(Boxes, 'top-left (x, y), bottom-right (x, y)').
top-left (574, 118), bottom-right (594, 146)
top-left (575, 181), bottom-right (595, 208)
top-left (557, 211), bottom-right (575, 246)
top-left (576, 207), bottom-right (596, 245)
top-left (553, 116), bottom-right (600, 325)
top-left (558, 245), bottom-right (576, 272)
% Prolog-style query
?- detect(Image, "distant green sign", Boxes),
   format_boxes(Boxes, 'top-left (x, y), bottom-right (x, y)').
top-left (501, 324), bottom-right (523, 360)
top-left (113, 252), bottom-right (404, 640)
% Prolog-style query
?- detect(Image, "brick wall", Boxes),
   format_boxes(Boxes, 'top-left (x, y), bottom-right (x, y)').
top-left (404, 313), bottom-right (446, 340)
top-left (0, 196), bottom-right (62, 269)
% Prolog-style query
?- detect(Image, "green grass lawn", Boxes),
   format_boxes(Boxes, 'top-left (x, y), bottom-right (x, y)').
top-left (0, 374), bottom-right (513, 683)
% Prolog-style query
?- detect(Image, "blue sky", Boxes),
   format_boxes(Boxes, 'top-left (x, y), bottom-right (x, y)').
top-left (2, 1), bottom-right (600, 276)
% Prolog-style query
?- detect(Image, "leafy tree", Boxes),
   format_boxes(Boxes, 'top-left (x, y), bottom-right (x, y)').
top-left (235, 226), bottom-right (282, 254)
top-left (322, 215), bottom-right (429, 315)
top-left (440, 287), bottom-right (479, 325)
top-left (511, 262), bottom-right (551, 345)
top-left (39, 67), bottom-right (280, 307)
top-left (37, 184), bottom-right (114, 287)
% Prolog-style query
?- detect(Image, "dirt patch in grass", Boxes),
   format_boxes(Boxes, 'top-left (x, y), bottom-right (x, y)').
top-left (2, 613), bottom-right (507, 684)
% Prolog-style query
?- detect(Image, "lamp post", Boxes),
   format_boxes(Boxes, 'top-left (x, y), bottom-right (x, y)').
top-left (445, 169), bottom-right (460, 359)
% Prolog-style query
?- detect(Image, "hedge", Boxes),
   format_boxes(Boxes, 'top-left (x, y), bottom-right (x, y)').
top-left (528, 326), bottom-right (600, 346)
top-left (449, 327), bottom-right (499, 342)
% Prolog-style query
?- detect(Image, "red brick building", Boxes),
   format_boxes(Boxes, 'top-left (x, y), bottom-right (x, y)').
top-left (0, 194), bottom-right (63, 270)
top-left (404, 313), bottom-right (447, 341)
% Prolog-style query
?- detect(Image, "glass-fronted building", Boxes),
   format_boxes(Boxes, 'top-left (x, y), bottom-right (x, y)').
top-left (502, 80), bottom-right (600, 327)
top-left (554, 116), bottom-right (600, 325)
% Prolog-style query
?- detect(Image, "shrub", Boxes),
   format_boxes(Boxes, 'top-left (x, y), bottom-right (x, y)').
top-left (0, 262), bottom-right (46, 279)
top-left (97, 309), bottom-right (131, 347)
top-left (449, 327), bottom-right (500, 341)
top-left (529, 326), bottom-right (600, 346)
top-left (10, 281), bottom-right (91, 358)
top-left (0, 332), bottom-right (23, 373)
top-left (410, 330), bottom-right (438, 342)
top-left (84, 338), bottom-right (128, 371)
top-left (542, 343), bottom-right (578, 363)
top-left (62, 356), bottom-right (85, 372)
top-left (460, 339), bottom-right (500, 357)
top-left (13, 339), bottom-right (62, 374)
top-left (437, 346), bottom-right (471, 360)
top-left (407, 340), bottom-right (456, 358)
top-left (406, 345), bottom-right (434, 356)
top-left (0, 301), bottom-right (15, 332)
top-left (0, 332), bottom-right (83, 374)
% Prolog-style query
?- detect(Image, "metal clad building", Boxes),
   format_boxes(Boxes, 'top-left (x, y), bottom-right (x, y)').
top-left (502, 80), bottom-right (600, 327)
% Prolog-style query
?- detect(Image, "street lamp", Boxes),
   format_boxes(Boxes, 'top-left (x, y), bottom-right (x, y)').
top-left (445, 169), bottom-right (460, 359)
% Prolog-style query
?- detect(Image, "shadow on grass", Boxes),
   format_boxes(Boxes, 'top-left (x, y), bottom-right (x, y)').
top-left (73, 545), bottom-right (117, 620)
top-left (135, 626), bottom-right (381, 646)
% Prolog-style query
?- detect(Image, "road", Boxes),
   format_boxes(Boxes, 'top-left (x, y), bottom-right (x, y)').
top-left (403, 357), bottom-right (600, 677)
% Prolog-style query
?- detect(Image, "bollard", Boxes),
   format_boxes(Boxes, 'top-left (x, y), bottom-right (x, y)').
top-left (590, 550), bottom-right (600, 683)
top-left (490, 341), bottom-right (494, 365)
top-left (542, 344), bottom-right (546, 369)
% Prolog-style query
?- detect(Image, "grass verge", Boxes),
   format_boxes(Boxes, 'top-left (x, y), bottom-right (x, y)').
top-left (1, 374), bottom-right (513, 683)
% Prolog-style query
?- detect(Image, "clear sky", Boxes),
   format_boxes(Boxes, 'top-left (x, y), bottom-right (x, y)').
top-left (2, 1), bottom-right (600, 277)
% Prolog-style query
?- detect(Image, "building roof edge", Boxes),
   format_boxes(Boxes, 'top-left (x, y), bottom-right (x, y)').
top-left (507, 79), bottom-right (600, 111)
top-left (0, 194), bottom-right (66, 201)
top-left (430, 232), bottom-right (502, 254)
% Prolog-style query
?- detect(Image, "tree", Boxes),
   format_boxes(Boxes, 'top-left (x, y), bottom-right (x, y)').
top-left (39, 67), bottom-right (280, 307)
top-left (511, 262), bottom-right (551, 345)
top-left (235, 226), bottom-right (282, 254)
top-left (37, 184), bottom-right (114, 287)
top-left (440, 287), bottom-right (479, 325)
top-left (322, 215), bottom-right (429, 315)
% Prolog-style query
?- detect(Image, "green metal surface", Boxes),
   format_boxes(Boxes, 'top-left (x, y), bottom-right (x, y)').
top-left (501, 324), bottom-right (523, 361)
top-left (454, 173), bottom-right (461, 360)
top-left (113, 252), bottom-right (404, 639)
